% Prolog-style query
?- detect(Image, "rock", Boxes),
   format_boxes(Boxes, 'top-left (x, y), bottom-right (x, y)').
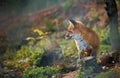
top-left (81, 56), bottom-right (102, 78)
top-left (38, 49), bottom-right (62, 66)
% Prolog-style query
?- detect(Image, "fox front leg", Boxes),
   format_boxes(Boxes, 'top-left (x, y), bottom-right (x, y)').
top-left (76, 50), bottom-right (82, 68)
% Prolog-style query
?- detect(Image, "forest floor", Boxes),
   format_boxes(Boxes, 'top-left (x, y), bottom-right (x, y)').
top-left (62, 71), bottom-right (77, 78)
top-left (0, 1), bottom-right (120, 78)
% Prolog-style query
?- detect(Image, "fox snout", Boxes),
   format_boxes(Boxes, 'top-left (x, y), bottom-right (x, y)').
top-left (65, 33), bottom-right (72, 40)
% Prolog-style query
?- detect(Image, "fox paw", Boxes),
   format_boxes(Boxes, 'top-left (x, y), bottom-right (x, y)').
top-left (76, 59), bottom-right (82, 68)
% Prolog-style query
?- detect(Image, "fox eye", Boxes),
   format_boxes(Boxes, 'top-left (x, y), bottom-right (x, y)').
top-left (68, 30), bottom-right (73, 33)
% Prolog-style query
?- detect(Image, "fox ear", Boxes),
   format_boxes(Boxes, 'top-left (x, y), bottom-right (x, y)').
top-left (68, 19), bottom-right (76, 26)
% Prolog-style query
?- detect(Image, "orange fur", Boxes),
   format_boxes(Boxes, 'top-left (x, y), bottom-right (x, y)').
top-left (66, 21), bottom-right (100, 57)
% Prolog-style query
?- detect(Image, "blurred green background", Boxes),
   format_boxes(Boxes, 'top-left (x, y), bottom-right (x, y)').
top-left (0, 0), bottom-right (120, 78)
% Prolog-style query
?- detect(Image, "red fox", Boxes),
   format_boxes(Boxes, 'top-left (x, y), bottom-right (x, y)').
top-left (65, 19), bottom-right (100, 61)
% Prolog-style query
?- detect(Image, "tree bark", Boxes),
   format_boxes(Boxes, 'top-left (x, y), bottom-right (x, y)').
top-left (105, 0), bottom-right (120, 50)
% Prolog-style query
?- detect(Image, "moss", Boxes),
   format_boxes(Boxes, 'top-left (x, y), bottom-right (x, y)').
top-left (96, 68), bottom-right (120, 78)
top-left (23, 66), bottom-right (60, 78)
top-left (96, 70), bottom-right (113, 78)
top-left (99, 45), bottom-right (112, 52)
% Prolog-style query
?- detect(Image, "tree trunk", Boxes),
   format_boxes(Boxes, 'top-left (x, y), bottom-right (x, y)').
top-left (105, 0), bottom-right (120, 51)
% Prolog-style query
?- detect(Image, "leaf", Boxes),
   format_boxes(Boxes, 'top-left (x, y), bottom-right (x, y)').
top-left (26, 37), bottom-right (35, 41)
top-left (45, 32), bottom-right (50, 35)
top-left (33, 29), bottom-right (44, 36)
top-left (36, 36), bottom-right (45, 40)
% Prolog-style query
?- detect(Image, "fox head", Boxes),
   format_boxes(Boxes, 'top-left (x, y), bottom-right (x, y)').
top-left (65, 19), bottom-right (84, 40)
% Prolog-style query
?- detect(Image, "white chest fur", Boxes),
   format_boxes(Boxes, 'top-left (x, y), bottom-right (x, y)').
top-left (73, 34), bottom-right (92, 51)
